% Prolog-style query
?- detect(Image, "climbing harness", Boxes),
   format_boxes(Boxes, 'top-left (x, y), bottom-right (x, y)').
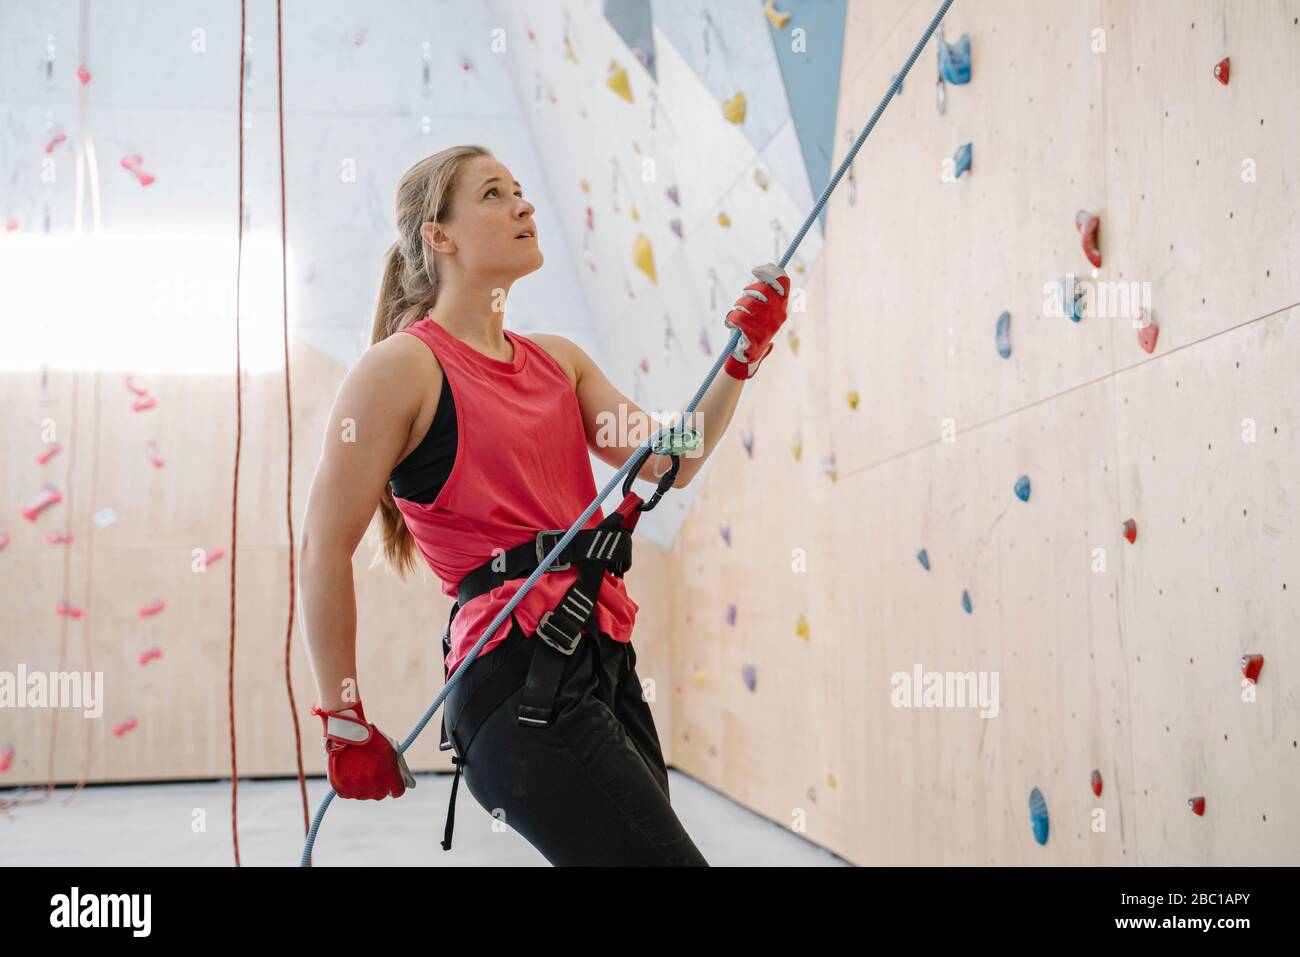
top-left (436, 430), bottom-right (701, 847)
top-left (299, 0), bottom-right (956, 867)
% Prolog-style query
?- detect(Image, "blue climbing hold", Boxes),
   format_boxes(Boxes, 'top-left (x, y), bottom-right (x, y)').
top-left (938, 32), bottom-right (971, 85)
top-left (917, 548), bottom-right (930, 571)
top-left (1029, 787), bottom-right (1050, 845)
top-left (1014, 475), bottom-right (1031, 502)
top-left (1060, 276), bottom-right (1084, 322)
top-left (953, 142), bottom-right (972, 178)
top-left (995, 310), bottom-right (1011, 358)
top-left (961, 590), bottom-right (972, 614)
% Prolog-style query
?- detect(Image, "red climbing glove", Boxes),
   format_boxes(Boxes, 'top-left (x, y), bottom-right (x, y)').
top-left (722, 263), bottom-right (791, 381)
top-left (312, 699), bottom-right (416, 800)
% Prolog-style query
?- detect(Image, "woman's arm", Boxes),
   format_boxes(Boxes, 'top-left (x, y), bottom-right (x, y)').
top-left (560, 337), bottom-right (744, 489)
top-left (300, 336), bottom-right (428, 712)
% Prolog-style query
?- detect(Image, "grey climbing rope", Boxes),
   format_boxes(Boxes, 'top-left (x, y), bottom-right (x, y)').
top-left (300, 0), bottom-right (956, 867)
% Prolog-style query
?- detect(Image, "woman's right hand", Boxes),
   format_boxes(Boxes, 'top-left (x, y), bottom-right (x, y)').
top-left (312, 699), bottom-right (416, 800)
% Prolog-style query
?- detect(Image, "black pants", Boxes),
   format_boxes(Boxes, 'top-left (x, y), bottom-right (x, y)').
top-left (444, 616), bottom-right (709, 866)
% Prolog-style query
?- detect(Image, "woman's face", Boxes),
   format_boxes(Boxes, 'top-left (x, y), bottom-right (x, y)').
top-left (424, 155), bottom-right (542, 283)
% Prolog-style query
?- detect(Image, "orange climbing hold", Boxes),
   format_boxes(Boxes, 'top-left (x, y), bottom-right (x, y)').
top-left (1090, 769), bottom-right (1103, 797)
top-left (1122, 519), bottom-right (1137, 544)
top-left (1188, 795), bottom-right (1206, 816)
top-left (1214, 57), bottom-right (1230, 85)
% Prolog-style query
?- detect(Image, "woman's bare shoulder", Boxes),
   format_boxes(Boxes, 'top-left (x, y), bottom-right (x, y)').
top-left (522, 332), bottom-right (578, 388)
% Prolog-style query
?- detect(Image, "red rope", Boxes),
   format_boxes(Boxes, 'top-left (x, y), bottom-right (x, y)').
top-left (276, 0), bottom-right (311, 845)
top-left (229, 0), bottom-right (247, 867)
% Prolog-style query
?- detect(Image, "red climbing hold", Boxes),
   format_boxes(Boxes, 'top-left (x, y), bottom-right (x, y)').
top-left (1090, 769), bottom-right (1103, 797)
top-left (1122, 519), bottom-right (1137, 544)
top-left (1214, 57), bottom-right (1230, 85)
top-left (112, 717), bottom-right (139, 737)
top-left (55, 600), bottom-right (83, 619)
top-left (1137, 311), bottom-right (1159, 353)
top-left (1188, 796), bottom-right (1206, 816)
top-left (139, 599), bottom-right (165, 618)
top-left (1075, 210), bottom-right (1101, 268)
top-left (22, 486), bottom-right (62, 521)
top-left (1240, 653), bottom-right (1263, 683)
top-left (120, 154), bottom-right (155, 187)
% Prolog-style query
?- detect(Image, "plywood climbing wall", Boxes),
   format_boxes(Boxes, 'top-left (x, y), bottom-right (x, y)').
top-left (669, 0), bottom-right (1299, 865)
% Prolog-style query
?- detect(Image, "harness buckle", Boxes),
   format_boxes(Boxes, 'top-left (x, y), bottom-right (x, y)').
top-left (535, 530), bottom-right (571, 572)
top-left (535, 610), bottom-right (581, 655)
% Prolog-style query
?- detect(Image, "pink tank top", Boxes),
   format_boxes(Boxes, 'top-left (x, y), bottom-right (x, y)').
top-left (392, 315), bottom-right (639, 677)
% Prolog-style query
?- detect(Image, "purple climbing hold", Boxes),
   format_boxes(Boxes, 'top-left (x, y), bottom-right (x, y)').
top-left (1014, 475), bottom-right (1031, 502)
top-left (726, 604), bottom-right (737, 626)
top-left (670, 218), bottom-right (683, 239)
top-left (741, 663), bottom-right (757, 692)
top-left (961, 590), bottom-right (972, 614)
top-left (666, 184), bottom-right (680, 206)
top-left (740, 430), bottom-right (754, 457)
top-left (917, 548), bottom-right (930, 571)
top-left (720, 525), bottom-right (731, 547)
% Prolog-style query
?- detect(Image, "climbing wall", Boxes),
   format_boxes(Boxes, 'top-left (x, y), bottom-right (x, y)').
top-left (671, 0), bottom-right (1299, 864)
top-left (489, 0), bottom-right (828, 546)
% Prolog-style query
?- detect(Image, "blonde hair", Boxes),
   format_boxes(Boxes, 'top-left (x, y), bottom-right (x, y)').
top-left (368, 144), bottom-right (492, 580)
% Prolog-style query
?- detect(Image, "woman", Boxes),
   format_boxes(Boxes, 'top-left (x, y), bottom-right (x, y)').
top-left (299, 144), bottom-right (789, 866)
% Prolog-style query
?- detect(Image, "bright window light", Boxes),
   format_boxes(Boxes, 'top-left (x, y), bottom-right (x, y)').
top-left (0, 231), bottom-right (289, 374)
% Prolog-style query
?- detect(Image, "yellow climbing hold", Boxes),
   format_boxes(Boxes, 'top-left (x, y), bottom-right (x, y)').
top-left (792, 431), bottom-right (802, 462)
top-left (607, 60), bottom-right (633, 103)
top-left (631, 204), bottom-right (640, 222)
top-left (564, 35), bottom-right (579, 64)
top-left (822, 455), bottom-right (838, 483)
top-left (753, 167), bottom-right (770, 191)
top-left (827, 773), bottom-right (838, 790)
top-left (788, 327), bottom-right (800, 354)
top-left (579, 178), bottom-right (590, 194)
top-left (717, 210), bottom-right (731, 228)
top-left (764, 0), bottom-right (792, 30)
top-left (631, 233), bottom-right (656, 283)
top-left (692, 668), bottom-right (708, 686)
top-left (846, 390), bottom-right (859, 409)
top-left (722, 91), bottom-right (746, 124)
top-left (795, 614), bottom-right (810, 641)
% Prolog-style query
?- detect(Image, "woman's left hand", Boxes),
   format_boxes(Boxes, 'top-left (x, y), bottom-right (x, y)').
top-left (722, 263), bottom-right (791, 381)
